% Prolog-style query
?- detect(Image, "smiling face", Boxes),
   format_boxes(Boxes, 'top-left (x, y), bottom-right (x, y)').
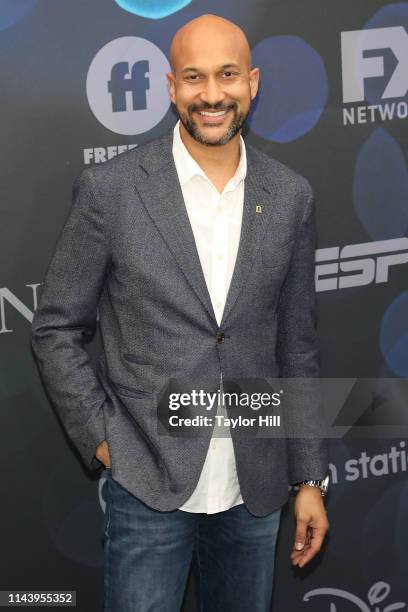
top-left (167, 15), bottom-right (259, 146)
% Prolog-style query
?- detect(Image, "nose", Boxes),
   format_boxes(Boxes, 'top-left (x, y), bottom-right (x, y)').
top-left (199, 75), bottom-right (226, 107)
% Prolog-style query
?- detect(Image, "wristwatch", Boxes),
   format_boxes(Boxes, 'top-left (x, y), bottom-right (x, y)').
top-left (299, 473), bottom-right (330, 497)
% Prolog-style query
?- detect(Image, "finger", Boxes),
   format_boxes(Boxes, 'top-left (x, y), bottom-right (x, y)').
top-left (291, 522), bottom-right (328, 566)
top-left (291, 538), bottom-right (312, 565)
top-left (290, 526), bottom-right (312, 559)
top-left (297, 529), bottom-right (326, 567)
top-left (293, 518), bottom-right (308, 551)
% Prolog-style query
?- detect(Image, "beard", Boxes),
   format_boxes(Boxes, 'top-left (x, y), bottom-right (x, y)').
top-left (178, 101), bottom-right (249, 146)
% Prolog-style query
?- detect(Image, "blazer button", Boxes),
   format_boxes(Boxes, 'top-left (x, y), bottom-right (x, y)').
top-left (216, 332), bottom-right (225, 344)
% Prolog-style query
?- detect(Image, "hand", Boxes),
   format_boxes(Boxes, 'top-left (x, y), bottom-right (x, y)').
top-left (290, 485), bottom-right (329, 568)
top-left (95, 439), bottom-right (111, 468)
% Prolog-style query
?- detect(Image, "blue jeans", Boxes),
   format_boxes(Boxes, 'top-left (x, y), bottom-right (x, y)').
top-left (103, 468), bottom-right (281, 612)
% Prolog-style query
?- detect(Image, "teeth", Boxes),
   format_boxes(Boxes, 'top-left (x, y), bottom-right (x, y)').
top-left (199, 110), bottom-right (228, 117)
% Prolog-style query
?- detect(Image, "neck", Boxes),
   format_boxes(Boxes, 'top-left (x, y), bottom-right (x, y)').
top-left (178, 121), bottom-right (241, 179)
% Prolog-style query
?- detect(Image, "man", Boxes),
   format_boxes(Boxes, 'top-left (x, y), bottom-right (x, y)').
top-left (31, 13), bottom-right (330, 612)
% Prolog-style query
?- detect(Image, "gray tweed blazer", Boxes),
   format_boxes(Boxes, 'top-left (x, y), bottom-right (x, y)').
top-left (31, 126), bottom-right (328, 516)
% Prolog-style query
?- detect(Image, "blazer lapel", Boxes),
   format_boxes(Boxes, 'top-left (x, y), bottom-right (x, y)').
top-left (134, 130), bottom-right (218, 329)
top-left (134, 128), bottom-right (279, 331)
top-left (220, 155), bottom-right (278, 327)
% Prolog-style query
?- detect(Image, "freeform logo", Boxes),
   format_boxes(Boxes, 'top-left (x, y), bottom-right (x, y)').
top-left (86, 36), bottom-right (170, 135)
top-left (83, 143), bottom-right (138, 165)
top-left (341, 26), bottom-right (408, 125)
top-left (315, 237), bottom-right (408, 292)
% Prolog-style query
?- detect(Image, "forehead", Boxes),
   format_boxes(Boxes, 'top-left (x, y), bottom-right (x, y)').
top-left (173, 31), bottom-right (248, 73)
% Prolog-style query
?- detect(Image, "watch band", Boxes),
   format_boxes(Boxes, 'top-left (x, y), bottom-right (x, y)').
top-left (299, 473), bottom-right (330, 497)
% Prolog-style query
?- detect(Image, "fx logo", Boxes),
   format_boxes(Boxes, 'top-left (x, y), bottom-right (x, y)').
top-left (341, 26), bottom-right (408, 103)
top-left (87, 36), bottom-right (170, 135)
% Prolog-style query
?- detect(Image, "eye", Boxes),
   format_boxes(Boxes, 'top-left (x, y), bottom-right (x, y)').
top-left (221, 71), bottom-right (239, 80)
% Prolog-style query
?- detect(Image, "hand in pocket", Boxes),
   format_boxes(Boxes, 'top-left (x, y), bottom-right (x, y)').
top-left (95, 439), bottom-right (111, 468)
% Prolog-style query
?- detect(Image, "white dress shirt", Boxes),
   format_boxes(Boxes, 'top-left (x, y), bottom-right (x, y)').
top-left (172, 120), bottom-right (246, 514)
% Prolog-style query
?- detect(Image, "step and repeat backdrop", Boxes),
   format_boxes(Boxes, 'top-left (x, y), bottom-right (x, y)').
top-left (1, 0), bottom-right (407, 610)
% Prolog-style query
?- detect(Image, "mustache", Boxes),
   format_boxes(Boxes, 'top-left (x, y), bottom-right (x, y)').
top-left (188, 102), bottom-right (237, 113)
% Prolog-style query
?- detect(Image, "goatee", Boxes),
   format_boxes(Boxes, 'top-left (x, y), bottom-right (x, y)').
top-left (179, 103), bottom-right (249, 146)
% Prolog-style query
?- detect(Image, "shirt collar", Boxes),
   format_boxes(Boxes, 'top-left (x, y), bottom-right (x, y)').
top-left (172, 119), bottom-right (247, 191)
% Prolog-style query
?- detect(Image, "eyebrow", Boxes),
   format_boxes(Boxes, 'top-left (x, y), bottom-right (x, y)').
top-left (181, 63), bottom-right (241, 74)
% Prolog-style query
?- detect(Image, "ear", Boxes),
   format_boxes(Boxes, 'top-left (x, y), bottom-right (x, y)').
top-left (166, 72), bottom-right (176, 104)
top-left (249, 67), bottom-right (260, 100)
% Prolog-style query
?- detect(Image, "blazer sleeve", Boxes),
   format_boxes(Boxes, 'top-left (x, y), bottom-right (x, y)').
top-left (276, 180), bottom-right (329, 484)
top-left (31, 168), bottom-right (111, 471)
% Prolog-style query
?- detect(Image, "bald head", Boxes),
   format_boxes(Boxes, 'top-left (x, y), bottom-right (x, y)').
top-left (169, 14), bottom-right (251, 74)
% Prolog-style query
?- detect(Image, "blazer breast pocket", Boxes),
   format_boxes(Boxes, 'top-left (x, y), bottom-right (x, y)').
top-left (261, 237), bottom-right (295, 270)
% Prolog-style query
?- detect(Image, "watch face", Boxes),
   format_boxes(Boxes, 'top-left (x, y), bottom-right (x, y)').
top-left (321, 475), bottom-right (330, 493)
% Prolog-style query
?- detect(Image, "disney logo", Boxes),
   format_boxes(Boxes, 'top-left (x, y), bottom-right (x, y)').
top-left (304, 581), bottom-right (406, 611)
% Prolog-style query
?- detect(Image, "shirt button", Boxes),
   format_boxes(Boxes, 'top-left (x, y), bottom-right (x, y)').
top-left (215, 301), bottom-right (222, 309)
top-left (217, 254), bottom-right (224, 260)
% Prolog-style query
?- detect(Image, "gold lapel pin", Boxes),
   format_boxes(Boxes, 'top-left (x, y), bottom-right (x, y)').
top-left (255, 205), bottom-right (262, 213)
